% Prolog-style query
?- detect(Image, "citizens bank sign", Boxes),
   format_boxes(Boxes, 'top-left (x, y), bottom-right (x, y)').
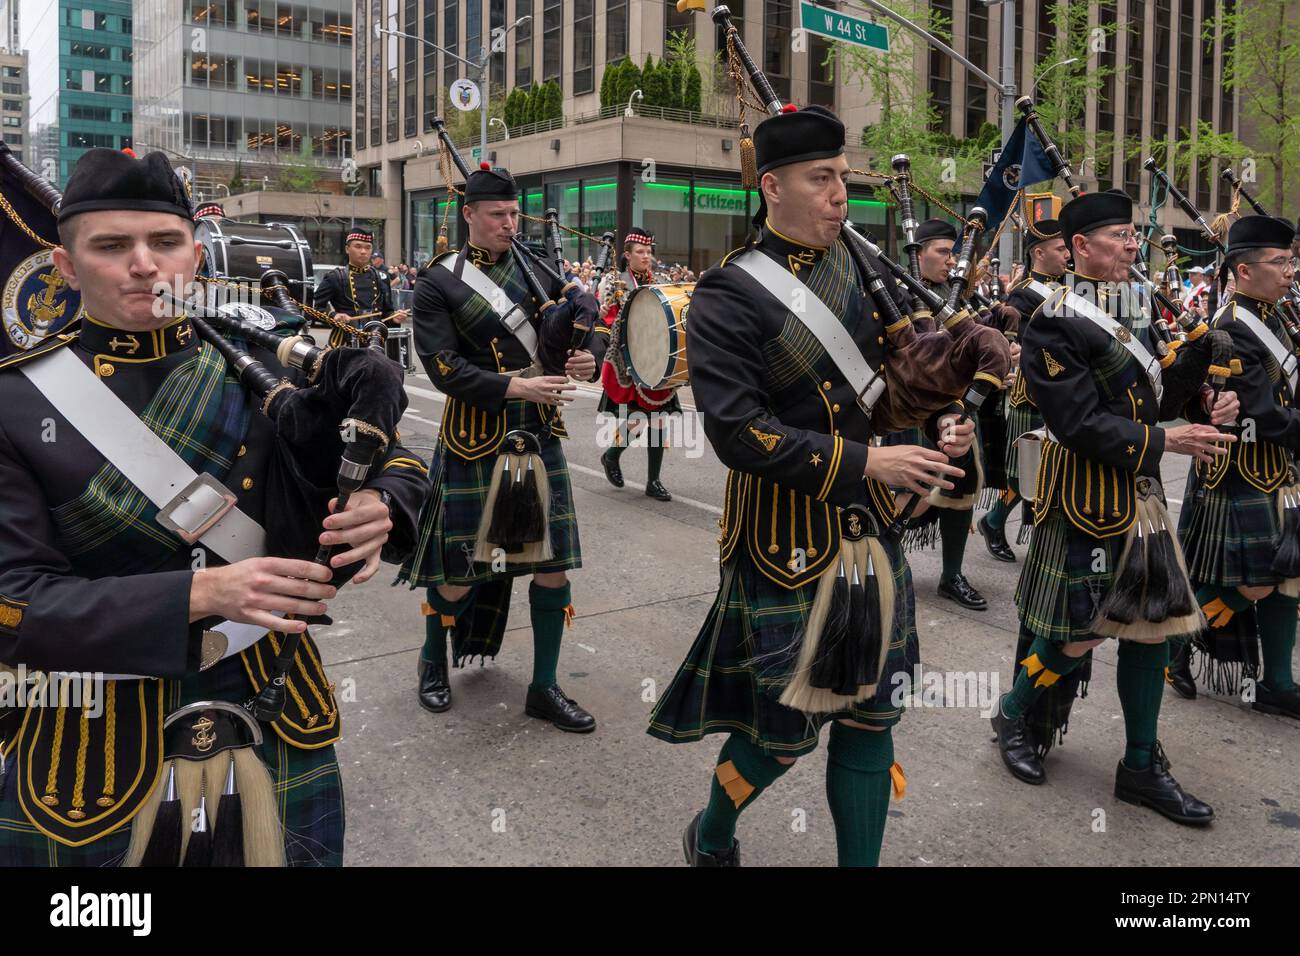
top-left (682, 189), bottom-right (749, 213)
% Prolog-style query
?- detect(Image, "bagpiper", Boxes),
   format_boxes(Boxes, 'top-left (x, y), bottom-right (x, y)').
top-left (0, 148), bottom-right (427, 865)
top-left (979, 218), bottom-right (1068, 560)
top-left (648, 105), bottom-right (979, 866)
top-left (398, 163), bottom-right (608, 731)
top-left (992, 188), bottom-right (1237, 825)
top-left (883, 218), bottom-right (989, 611)
top-left (1174, 214), bottom-right (1300, 719)
top-left (596, 228), bottom-right (681, 501)
top-left (313, 227), bottom-right (410, 348)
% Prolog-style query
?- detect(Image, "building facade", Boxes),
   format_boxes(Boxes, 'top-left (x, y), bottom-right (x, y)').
top-left (353, 1), bottom-right (1241, 269)
top-left (22, 0), bottom-right (134, 187)
top-left (133, 0), bottom-right (355, 203)
top-left (0, 50), bottom-right (29, 165)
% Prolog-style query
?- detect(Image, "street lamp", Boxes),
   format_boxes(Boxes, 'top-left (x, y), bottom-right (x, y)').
top-left (375, 15), bottom-right (530, 158)
top-left (1030, 57), bottom-right (1080, 100)
top-left (625, 89), bottom-right (643, 118)
top-left (489, 117), bottom-right (510, 141)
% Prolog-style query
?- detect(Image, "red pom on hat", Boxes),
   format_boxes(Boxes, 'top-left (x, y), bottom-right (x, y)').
top-left (479, 161), bottom-right (491, 170)
top-left (780, 104), bottom-right (797, 113)
top-left (121, 147), bottom-right (137, 157)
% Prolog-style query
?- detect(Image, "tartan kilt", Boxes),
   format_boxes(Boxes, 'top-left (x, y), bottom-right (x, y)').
top-left (597, 391), bottom-right (684, 417)
top-left (1177, 467), bottom-right (1281, 588)
top-left (647, 537), bottom-right (919, 757)
top-left (1015, 507), bottom-right (1126, 644)
top-left (397, 399), bottom-right (580, 587)
top-left (1004, 401), bottom-right (1043, 492)
top-left (0, 658), bottom-right (344, 867)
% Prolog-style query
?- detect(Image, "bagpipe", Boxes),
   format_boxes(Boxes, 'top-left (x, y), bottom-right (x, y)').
top-left (1219, 165), bottom-right (1300, 336)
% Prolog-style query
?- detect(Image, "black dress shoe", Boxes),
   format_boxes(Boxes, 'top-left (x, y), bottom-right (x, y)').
top-left (938, 573), bottom-right (988, 610)
top-left (1252, 682), bottom-right (1300, 720)
top-left (977, 514), bottom-right (1016, 563)
top-left (682, 810), bottom-right (740, 867)
top-left (1165, 647), bottom-right (1197, 700)
top-left (417, 656), bottom-right (452, 713)
top-left (1115, 742), bottom-right (1214, 826)
top-left (525, 684), bottom-right (596, 733)
top-left (600, 450), bottom-right (625, 488)
top-left (990, 696), bottom-right (1046, 785)
top-left (645, 479), bottom-right (672, 501)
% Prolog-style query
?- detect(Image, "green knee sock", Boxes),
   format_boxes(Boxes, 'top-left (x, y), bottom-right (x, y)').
top-left (985, 490), bottom-right (1020, 532)
top-left (1001, 635), bottom-right (1085, 720)
top-left (1255, 592), bottom-right (1298, 691)
top-left (528, 580), bottom-right (571, 691)
top-left (604, 440), bottom-right (625, 464)
top-left (939, 508), bottom-right (972, 583)
top-left (1117, 640), bottom-right (1170, 769)
top-left (825, 723), bottom-right (896, 867)
top-left (422, 589), bottom-right (472, 663)
top-left (698, 734), bottom-right (793, 853)
top-left (647, 439), bottom-right (665, 483)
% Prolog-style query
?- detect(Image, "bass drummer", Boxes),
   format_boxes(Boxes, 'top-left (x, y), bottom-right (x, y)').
top-left (313, 227), bottom-right (410, 349)
top-left (596, 228), bottom-right (680, 501)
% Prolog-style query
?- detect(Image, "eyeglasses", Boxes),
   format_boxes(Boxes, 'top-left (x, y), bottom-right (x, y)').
top-left (1251, 256), bottom-right (1299, 271)
top-left (1102, 229), bottom-right (1139, 244)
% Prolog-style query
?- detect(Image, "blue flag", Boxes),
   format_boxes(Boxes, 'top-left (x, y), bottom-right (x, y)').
top-left (974, 117), bottom-right (1057, 233)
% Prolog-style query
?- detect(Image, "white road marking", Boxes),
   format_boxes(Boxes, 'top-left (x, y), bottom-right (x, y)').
top-left (401, 412), bottom-right (440, 427)
top-left (566, 462), bottom-right (723, 516)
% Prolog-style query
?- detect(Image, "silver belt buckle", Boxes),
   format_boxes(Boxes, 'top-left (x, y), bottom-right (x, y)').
top-left (156, 472), bottom-right (239, 544)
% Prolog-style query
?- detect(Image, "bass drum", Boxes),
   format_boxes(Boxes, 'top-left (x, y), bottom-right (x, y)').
top-left (618, 283), bottom-right (693, 391)
top-left (197, 219), bottom-right (314, 309)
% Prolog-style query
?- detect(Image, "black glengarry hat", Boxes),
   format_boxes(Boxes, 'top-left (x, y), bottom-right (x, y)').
top-left (1024, 217), bottom-right (1061, 251)
top-left (1059, 189), bottom-right (1132, 246)
top-left (465, 162), bottom-right (518, 202)
top-left (754, 104), bottom-right (845, 175)
top-left (59, 148), bottom-right (193, 223)
top-left (1225, 215), bottom-right (1296, 256)
top-left (916, 218), bottom-right (958, 244)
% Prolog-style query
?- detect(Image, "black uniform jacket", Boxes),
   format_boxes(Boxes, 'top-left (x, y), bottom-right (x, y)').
top-left (411, 241), bottom-right (607, 413)
top-left (313, 264), bottom-right (398, 321)
top-left (0, 315), bottom-right (428, 679)
top-left (1020, 270), bottom-right (1211, 537)
top-left (1199, 291), bottom-right (1300, 492)
top-left (1006, 269), bottom-right (1063, 408)
top-left (690, 224), bottom-right (955, 589)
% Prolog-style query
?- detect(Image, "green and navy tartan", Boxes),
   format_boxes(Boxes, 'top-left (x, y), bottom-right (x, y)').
top-left (1015, 508), bottom-right (1126, 644)
top-left (647, 536), bottom-right (919, 757)
top-left (48, 339), bottom-right (249, 575)
top-left (1004, 400), bottom-right (1043, 491)
top-left (397, 399), bottom-right (580, 587)
top-left (1178, 465), bottom-right (1283, 588)
top-left (0, 657), bottom-right (343, 867)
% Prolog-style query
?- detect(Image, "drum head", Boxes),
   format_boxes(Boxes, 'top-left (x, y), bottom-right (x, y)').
top-left (625, 289), bottom-right (673, 388)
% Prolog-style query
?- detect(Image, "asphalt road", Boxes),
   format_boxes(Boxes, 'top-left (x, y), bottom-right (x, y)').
top-left (314, 359), bottom-right (1300, 867)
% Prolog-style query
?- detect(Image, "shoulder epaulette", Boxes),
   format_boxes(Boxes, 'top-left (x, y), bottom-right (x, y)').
top-left (0, 331), bottom-right (79, 373)
top-left (718, 245), bottom-right (749, 268)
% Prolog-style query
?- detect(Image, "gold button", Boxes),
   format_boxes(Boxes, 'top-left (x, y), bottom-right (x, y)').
top-left (1137, 399), bottom-right (1143, 406)
top-left (241, 477), bottom-right (253, 491)
top-left (822, 381), bottom-right (832, 391)
top-left (832, 403), bottom-right (841, 413)
top-left (872, 312), bottom-right (879, 319)
top-left (97, 362), bottom-right (115, 377)
top-left (877, 336), bottom-right (884, 344)
top-left (833, 429), bottom-right (840, 437)
top-left (237, 445), bottom-right (247, 457)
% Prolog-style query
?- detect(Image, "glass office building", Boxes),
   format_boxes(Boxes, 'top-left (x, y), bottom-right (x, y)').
top-left (23, 0), bottom-right (134, 187)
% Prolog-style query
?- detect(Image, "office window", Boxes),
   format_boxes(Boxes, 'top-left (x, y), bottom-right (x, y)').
top-left (966, 0), bottom-right (989, 137)
top-left (1095, 1), bottom-right (1117, 188)
top-left (121, 110), bottom-right (132, 125)
top-left (1036, 0), bottom-right (1054, 60)
top-left (543, 0), bottom-right (561, 82)
top-left (275, 3), bottom-right (299, 37)
top-left (607, 0), bottom-right (627, 64)
top-left (2, 115), bottom-right (21, 126)
top-left (491, 0), bottom-right (505, 89)
top-left (764, 0), bottom-right (792, 104)
top-left (404, 0), bottom-right (416, 136)
top-left (2, 100), bottom-right (19, 111)
top-left (1152, 0), bottom-right (1171, 147)
top-left (574, 0), bottom-right (593, 94)
top-left (67, 132), bottom-right (115, 148)
top-left (371, 0), bottom-right (382, 144)
top-left (466, 0), bottom-right (480, 72)
top-left (2, 66), bottom-right (20, 78)
top-left (515, 0), bottom-right (533, 89)
top-left (1124, 0), bottom-right (1145, 196)
top-left (355, 0), bottom-right (366, 149)
top-left (69, 43), bottom-right (112, 60)
top-left (665, 0), bottom-right (694, 42)
top-left (191, 54), bottom-right (236, 89)
top-left (1, 83), bottom-right (19, 94)
top-left (1216, 0), bottom-right (1236, 210)
top-left (928, 0), bottom-right (953, 133)
top-left (443, 0), bottom-right (459, 88)
top-left (120, 16), bottom-right (131, 32)
top-left (387, 0), bottom-right (399, 142)
top-left (5, 134), bottom-right (20, 144)
top-left (423, 0), bottom-right (437, 129)
top-left (190, 1), bottom-right (235, 26)
top-left (1177, 0), bottom-right (1193, 134)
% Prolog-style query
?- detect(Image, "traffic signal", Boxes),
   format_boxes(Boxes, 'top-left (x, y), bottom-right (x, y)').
top-left (1024, 192), bottom-right (1062, 224)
